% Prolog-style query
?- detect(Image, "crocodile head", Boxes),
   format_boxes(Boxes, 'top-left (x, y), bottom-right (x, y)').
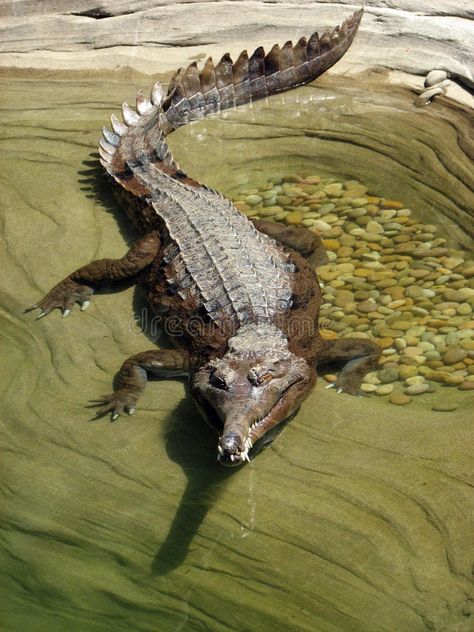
top-left (191, 324), bottom-right (315, 466)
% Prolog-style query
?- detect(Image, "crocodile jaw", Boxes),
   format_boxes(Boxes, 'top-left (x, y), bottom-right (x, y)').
top-left (192, 331), bottom-right (316, 466)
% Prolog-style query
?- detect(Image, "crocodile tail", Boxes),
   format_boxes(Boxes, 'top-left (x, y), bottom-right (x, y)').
top-left (99, 8), bottom-right (362, 196)
top-left (161, 8), bottom-right (363, 133)
top-left (99, 84), bottom-right (201, 197)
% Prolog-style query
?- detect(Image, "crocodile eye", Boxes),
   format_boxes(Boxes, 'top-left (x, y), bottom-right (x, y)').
top-left (209, 367), bottom-right (233, 390)
top-left (248, 366), bottom-right (273, 386)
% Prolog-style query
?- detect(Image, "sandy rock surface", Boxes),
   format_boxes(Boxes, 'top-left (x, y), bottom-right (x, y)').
top-left (0, 0), bottom-right (473, 92)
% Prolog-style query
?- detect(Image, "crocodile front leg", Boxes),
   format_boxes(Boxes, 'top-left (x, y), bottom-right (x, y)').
top-left (315, 337), bottom-right (382, 396)
top-left (26, 230), bottom-right (161, 318)
top-left (92, 349), bottom-right (190, 420)
top-left (250, 218), bottom-right (328, 265)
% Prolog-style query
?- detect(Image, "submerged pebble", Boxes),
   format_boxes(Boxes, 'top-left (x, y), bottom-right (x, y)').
top-left (232, 172), bottom-right (473, 407)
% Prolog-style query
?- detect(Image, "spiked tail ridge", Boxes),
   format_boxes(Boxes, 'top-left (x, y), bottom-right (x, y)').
top-left (99, 9), bottom-right (363, 197)
top-left (99, 83), bottom-right (201, 197)
top-left (160, 8), bottom-right (363, 133)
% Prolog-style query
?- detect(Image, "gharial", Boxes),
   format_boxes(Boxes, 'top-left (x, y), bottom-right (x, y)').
top-left (27, 8), bottom-right (381, 466)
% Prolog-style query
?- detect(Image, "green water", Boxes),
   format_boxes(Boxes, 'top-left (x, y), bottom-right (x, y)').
top-left (1, 76), bottom-right (473, 632)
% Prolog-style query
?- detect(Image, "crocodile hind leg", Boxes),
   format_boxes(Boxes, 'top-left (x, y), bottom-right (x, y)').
top-left (26, 230), bottom-right (161, 318)
top-left (315, 337), bottom-right (382, 396)
top-left (250, 218), bottom-right (328, 266)
top-left (92, 349), bottom-right (190, 420)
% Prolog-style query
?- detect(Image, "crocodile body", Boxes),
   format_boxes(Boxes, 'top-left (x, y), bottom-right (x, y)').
top-left (28, 9), bottom-right (381, 466)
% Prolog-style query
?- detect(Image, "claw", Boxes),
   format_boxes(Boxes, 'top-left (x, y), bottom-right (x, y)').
top-left (24, 304), bottom-right (37, 313)
top-left (36, 310), bottom-right (47, 320)
top-left (80, 300), bottom-right (90, 311)
top-left (325, 383), bottom-right (335, 389)
top-left (111, 412), bottom-right (120, 421)
top-left (128, 408), bottom-right (135, 415)
top-left (337, 388), bottom-right (343, 394)
top-left (62, 309), bottom-right (70, 318)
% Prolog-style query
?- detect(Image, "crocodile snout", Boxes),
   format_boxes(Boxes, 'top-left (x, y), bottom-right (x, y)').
top-left (220, 432), bottom-right (242, 454)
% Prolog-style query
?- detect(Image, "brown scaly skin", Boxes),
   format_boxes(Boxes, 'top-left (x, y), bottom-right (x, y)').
top-left (28, 219), bottom-right (381, 465)
top-left (27, 10), bottom-right (381, 466)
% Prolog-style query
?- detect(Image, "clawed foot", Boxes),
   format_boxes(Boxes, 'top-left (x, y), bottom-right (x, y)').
top-left (325, 381), bottom-right (367, 398)
top-left (25, 278), bottom-right (93, 319)
top-left (89, 391), bottom-right (138, 421)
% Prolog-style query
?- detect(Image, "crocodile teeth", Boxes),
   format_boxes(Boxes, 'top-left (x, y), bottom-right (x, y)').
top-left (217, 445), bottom-right (224, 456)
top-left (99, 138), bottom-right (116, 155)
top-left (110, 113), bottom-right (127, 136)
top-left (136, 90), bottom-right (154, 115)
top-left (150, 81), bottom-right (165, 106)
top-left (122, 102), bottom-right (140, 126)
top-left (102, 126), bottom-right (120, 146)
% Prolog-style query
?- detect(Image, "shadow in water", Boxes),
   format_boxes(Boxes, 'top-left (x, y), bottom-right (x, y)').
top-left (151, 396), bottom-right (236, 576)
top-left (78, 153), bottom-right (138, 247)
top-left (152, 394), bottom-right (294, 576)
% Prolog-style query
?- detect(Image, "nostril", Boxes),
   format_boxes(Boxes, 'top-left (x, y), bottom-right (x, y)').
top-left (220, 433), bottom-right (241, 453)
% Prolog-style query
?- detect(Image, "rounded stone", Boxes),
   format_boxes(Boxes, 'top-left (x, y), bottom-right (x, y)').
top-left (389, 392), bottom-right (412, 405)
top-left (443, 346), bottom-right (467, 365)
top-left (285, 211), bottom-right (303, 225)
top-left (312, 220), bottom-right (331, 232)
top-left (245, 194), bottom-right (263, 206)
top-left (403, 346), bottom-right (425, 357)
top-left (376, 384), bottom-right (394, 396)
top-left (444, 375), bottom-right (465, 386)
top-left (424, 69), bottom-right (448, 87)
top-left (377, 367), bottom-right (399, 383)
top-left (405, 376), bottom-right (426, 385)
top-left (366, 220), bottom-right (384, 234)
top-left (322, 239), bottom-right (341, 251)
top-left (282, 174), bottom-right (303, 183)
top-left (357, 300), bottom-right (378, 313)
top-left (390, 320), bottom-right (412, 331)
top-left (334, 290), bottom-right (355, 308)
top-left (405, 383), bottom-right (431, 395)
top-left (363, 372), bottom-right (381, 385)
top-left (259, 205), bottom-right (283, 217)
top-left (318, 203), bottom-right (337, 215)
top-left (458, 381), bottom-right (474, 391)
top-left (324, 183), bottom-right (343, 195)
top-left (361, 383), bottom-right (377, 393)
top-left (457, 303), bottom-right (472, 316)
top-left (432, 403), bottom-right (459, 412)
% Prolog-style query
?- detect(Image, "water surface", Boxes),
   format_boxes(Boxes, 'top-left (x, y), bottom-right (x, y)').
top-left (1, 76), bottom-right (473, 632)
